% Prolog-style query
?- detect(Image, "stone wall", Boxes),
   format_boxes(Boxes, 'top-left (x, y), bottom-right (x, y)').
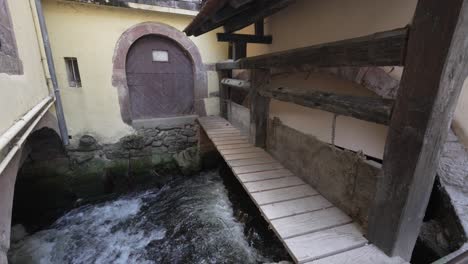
top-left (266, 117), bottom-right (381, 228)
top-left (13, 123), bottom-right (200, 231)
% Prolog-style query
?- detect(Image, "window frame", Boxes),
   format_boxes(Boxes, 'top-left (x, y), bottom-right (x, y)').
top-left (64, 57), bottom-right (82, 88)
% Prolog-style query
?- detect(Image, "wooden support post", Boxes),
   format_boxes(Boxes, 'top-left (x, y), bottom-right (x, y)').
top-left (233, 42), bottom-right (247, 60)
top-left (255, 20), bottom-right (264, 36)
top-left (249, 69), bottom-right (270, 147)
top-left (218, 70), bottom-right (230, 119)
top-left (368, 0), bottom-right (468, 261)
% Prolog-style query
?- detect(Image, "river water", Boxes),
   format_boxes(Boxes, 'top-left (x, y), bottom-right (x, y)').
top-left (8, 170), bottom-right (291, 264)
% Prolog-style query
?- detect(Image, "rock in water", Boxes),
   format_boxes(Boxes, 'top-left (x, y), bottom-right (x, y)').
top-left (173, 147), bottom-right (200, 175)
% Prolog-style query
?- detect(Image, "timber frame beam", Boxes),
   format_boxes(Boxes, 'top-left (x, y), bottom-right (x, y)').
top-left (216, 27), bottom-right (409, 70)
top-left (205, 1), bottom-right (468, 261)
top-left (368, 0), bottom-right (468, 260)
top-left (259, 87), bottom-right (394, 125)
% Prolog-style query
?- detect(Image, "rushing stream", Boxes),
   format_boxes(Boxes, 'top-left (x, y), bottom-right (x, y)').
top-left (8, 170), bottom-right (290, 264)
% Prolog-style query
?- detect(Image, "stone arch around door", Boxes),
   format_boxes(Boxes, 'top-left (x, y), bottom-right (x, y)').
top-left (112, 22), bottom-right (207, 125)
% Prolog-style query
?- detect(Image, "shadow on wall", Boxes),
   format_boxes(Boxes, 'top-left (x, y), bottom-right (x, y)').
top-left (12, 128), bottom-right (73, 232)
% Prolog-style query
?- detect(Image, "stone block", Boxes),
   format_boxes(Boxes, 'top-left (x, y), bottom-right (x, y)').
top-left (163, 136), bottom-right (177, 146)
top-left (173, 147), bottom-right (200, 175)
top-left (181, 128), bottom-right (196, 137)
top-left (152, 140), bottom-right (163, 147)
top-left (120, 134), bottom-right (145, 150)
top-left (152, 146), bottom-right (168, 154)
top-left (103, 144), bottom-right (129, 159)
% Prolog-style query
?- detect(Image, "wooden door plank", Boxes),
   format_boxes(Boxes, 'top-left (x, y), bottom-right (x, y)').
top-left (228, 156), bottom-right (276, 166)
top-left (252, 185), bottom-right (319, 205)
top-left (244, 176), bottom-right (305, 193)
top-left (220, 147), bottom-right (264, 155)
top-left (308, 245), bottom-right (407, 264)
top-left (285, 223), bottom-right (367, 263)
top-left (233, 163), bottom-right (284, 174)
top-left (217, 143), bottom-right (253, 150)
top-left (238, 168), bottom-right (293, 182)
top-left (224, 152), bottom-right (271, 161)
top-left (260, 196), bottom-right (332, 220)
top-left (270, 207), bottom-right (352, 239)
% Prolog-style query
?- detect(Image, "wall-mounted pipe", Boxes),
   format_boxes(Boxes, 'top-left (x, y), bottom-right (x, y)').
top-left (34, 0), bottom-right (69, 145)
top-left (0, 99), bottom-right (55, 175)
top-left (0, 96), bottom-right (53, 152)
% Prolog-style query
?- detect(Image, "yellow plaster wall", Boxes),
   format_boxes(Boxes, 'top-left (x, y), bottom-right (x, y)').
top-left (0, 0), bottom-right (51, 136)
top-left (42, 0), bottom-right (228, 143)
top-left (247, 0), bottom-right (418, 159)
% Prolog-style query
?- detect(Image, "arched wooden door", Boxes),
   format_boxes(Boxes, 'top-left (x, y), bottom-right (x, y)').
top-left (126, 35), bottom-right (194, 120)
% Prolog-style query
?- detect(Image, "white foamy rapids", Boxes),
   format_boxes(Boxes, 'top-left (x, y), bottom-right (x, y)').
top-left (8, 192), bottom-right (166, 264)
top-left (8, 171), bottom-right (283, 264)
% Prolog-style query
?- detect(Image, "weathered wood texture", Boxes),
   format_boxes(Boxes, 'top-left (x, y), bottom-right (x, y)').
top-left (233, 42), bottom-right (247, 60)
top-left (218, 71), bottom-right (230, 118)
top-left (368, 0), bottom-right (468, 260)
top-left (223, 0), bottom-right (295, 33)
top-left (285, 223), bottom-right (367, 263)
top-left (217, 33), bottom-right (272, 44)
top-left (249, 69), bottom-right (270, 147)
top-left (197, 116), bottom-right (407, 264)
top-left (270, 66), bottom-right (401, 99)
top-left (216, 27), bottom-right (408, 70)
top-left (221, 78), bottom-right (251, 92)
top-left (259, 87), bottom-right (394, 125)
top-left (186, 0), bottom-right (293, 36)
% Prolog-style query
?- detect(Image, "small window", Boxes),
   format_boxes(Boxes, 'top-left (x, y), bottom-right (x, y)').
top-left (152, 50), bottom-right (169, 62)
top-left (65, 57), bottom-right (82, 87)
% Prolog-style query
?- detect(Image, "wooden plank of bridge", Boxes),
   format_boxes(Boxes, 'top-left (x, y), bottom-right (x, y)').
top-left (198, 116), bottom-right (407, 264)
top-left (252, 185), bottom-right (319, 205)
top-left (238, 168), bottom-right (293, 182)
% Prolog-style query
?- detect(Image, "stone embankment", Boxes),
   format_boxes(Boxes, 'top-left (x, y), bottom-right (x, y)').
top-left (14, 123), bottom-right (201, 230)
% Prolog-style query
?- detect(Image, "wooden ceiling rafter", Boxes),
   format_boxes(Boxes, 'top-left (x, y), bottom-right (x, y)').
top-left (184, 0), bottom-right (295, 37)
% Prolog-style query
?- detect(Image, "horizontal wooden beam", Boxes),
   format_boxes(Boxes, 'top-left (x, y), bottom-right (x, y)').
top-left (221, 78), bottom-right (251, 91)
top-left (259, 87), bottom-right (394, 125)
top-left (216, 27), bottom-right (409, 69)
top-left (217, 33), bottom-right (272, 44)
top-left (229, 0), bottom-right (254, 8)
top-left (216, 60), bottom-right (240, 70)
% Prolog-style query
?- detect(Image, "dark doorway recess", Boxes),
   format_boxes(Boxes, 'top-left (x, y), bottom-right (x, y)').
top-left (126, 35), bottom-right (195, 120)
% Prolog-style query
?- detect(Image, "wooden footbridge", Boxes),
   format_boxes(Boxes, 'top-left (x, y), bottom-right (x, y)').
top-left (198, 116), bottom-right (407, 264)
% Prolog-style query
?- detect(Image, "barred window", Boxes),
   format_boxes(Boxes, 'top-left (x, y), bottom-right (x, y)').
top-left (65, 57), bottom-right (82, 88)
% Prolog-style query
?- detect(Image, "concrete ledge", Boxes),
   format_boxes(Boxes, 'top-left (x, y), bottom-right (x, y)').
top-left (132, 115), bottom-right (198, 129)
